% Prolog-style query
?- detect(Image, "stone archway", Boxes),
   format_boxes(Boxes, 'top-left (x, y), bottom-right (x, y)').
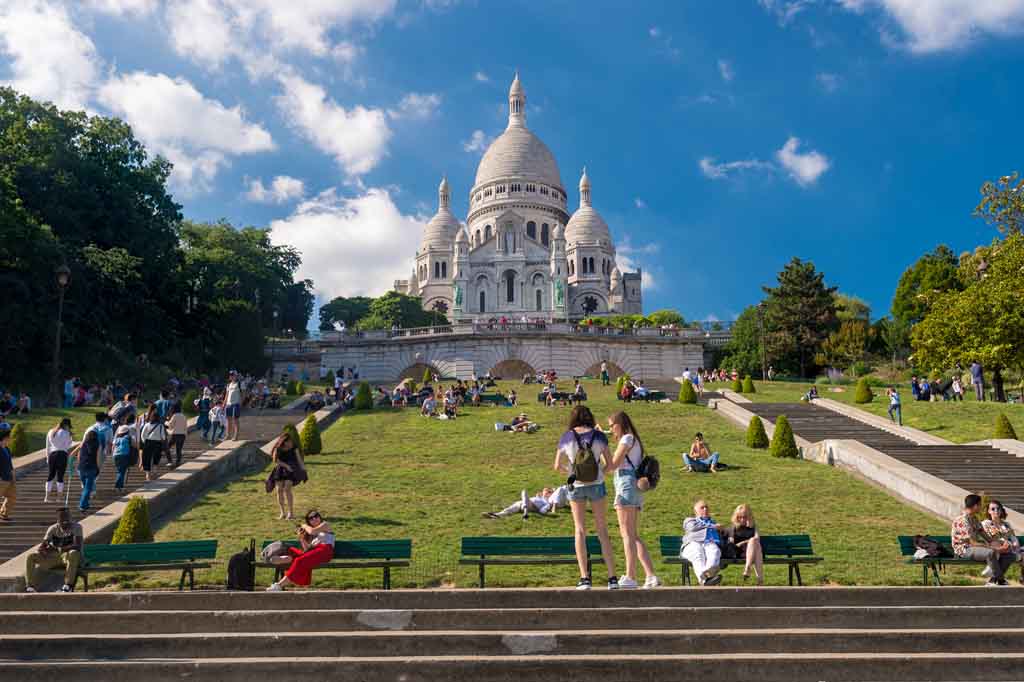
top-left (584, 360), bottom-right (625, 380)
top-left (490, 359), bottom-right (536, 380)
top-left (398, 362), bottom-right (442, 382)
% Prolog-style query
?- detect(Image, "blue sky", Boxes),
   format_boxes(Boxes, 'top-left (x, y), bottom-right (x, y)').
top-left (2, 0), bottom-right (1023, 324)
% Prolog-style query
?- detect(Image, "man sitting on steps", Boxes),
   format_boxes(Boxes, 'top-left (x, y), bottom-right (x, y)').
top-left (951, 494), bottom-right (1015, 586)
top-left (25, 507), bottom-right (82, 593)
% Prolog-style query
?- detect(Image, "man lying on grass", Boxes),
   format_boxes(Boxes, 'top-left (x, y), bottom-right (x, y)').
top-left (483, 485), bottom-right (570, 520)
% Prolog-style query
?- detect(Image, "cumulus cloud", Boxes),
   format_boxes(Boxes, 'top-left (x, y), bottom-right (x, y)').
top-left (634, 198), bottom-right (647, 209)
top-left (269, 187), bottom-right (425, 299)
top-left (846, 0), bottom-right (1024, 53)
top-left (758, 0), bottom-right (814, 25)
top-left (275, 73), bottom-right (391, 177)
top-left (0, 0), bottom-right (102, 111)
top-left (474, 71), bottom-right (489, 82)
top-left (387, 92), bottom-right (441, 120)
top-left (698, 157), bottom-right (774, 180)
top-left (245, 175), bottom-right (305, 204)
top-left (462, 129), bottom-right (493, 154)
top-left (816, 72), bottom-right (840, 92)
top-left (98, 71), bottom-right (275, 191)
top-left (84, 0), bottom-right (157, 14)
top-left (615, 237), bottom-right (660, 291)
top-left (775, 136), bottom-right (830, 186)
top-left (718, 59), bottom-right (734, 82)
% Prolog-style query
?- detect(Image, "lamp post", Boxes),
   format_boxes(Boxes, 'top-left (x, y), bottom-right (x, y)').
top-left (757, 302), bottom-right (768, 382)
top-left (48, 264), bottom-right (72, 407)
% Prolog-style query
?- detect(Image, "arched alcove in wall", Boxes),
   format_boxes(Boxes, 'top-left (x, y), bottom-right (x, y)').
top-left (489, 359), bottom-right (536, 379)
top-left (583, 360), bottom-right (626, 380)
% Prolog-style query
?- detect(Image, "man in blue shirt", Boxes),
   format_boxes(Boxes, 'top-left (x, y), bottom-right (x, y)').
top-left (970, 361), bottom-right (985, 401)
top-left (887, 387), bottom-right (902, 426)
top-left (84, 413), bottom-right (113, 471)
top-left (154, 391), bottom-right (173, 420)
top-left (0, 429), bottom-right (15, 521)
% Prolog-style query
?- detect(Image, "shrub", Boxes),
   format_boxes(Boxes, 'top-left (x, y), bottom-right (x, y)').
top-left (296, 381), bottom-right (306, 396)
top-left (994, 414), bottom-right (1019, 440)
top-left (408, 381), bottom-right (418, 394)
top-left (422, 367), bottom-right (433, 385)
top-left (742, 376), bottom-right (755, 394)
top-left (615, 373), bottom-right (631, 395)
top-left (182, 389), bottom-right (199, 416)
top-left (853, 378), bottom-right (874, 404)
top-left (8, 423), bottom-right (28, 457)
top-left (285, 380), bottom-right (298, 396)
top-left (325, 370), bottom-right (335, 386)
top-left (354, 382), bottom-right (373, 410)
top-left (731, 377), bottom-right (742, 393)
top-left (746, 416), bottom-right (769, 449)
top-left (111, 497), bottom-right (154, 544)
top-left (678, 380), bottom-right (697, 404)
top-left (769, 415), bottom-right (799, 458)
top-left (299, 415), bottom-right (322, 454)
top-left (282, 422), bottom-right (303, 454)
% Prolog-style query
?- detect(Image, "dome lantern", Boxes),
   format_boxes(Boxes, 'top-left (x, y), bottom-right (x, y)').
top-left (508, 71), bottom-right (525, 128)
top-left (579, 167), bottom-right (591, 207)
top-left (439, 176), bottom-right (450, 210)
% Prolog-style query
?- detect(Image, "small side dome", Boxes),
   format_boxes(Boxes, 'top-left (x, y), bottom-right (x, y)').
top-left (455, 228), bottom-right (468, 243)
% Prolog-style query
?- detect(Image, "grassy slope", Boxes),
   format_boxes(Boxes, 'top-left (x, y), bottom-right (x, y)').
top-left (126, 379), bottom-right (986, 590)
top-left (723, 380), bottom-right (1024, 444)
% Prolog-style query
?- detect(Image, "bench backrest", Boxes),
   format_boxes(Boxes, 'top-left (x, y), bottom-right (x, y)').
top-left (897, 535), bottom-right (952, 557)
top-left (83, 540), bottom-right (218, 566)
top-left (261, 539), bottom-right (412, 559)
top-left (461, 536), bottom-right (602, 557)
top-left (659, 534), bottom-right (815, 557)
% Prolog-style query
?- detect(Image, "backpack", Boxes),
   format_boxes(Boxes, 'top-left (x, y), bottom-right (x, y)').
top-left (635, 455), bottom-right (661, 490)
top-left (108, 402), bottom-right (130, 423)
top-left (570, 430), bottom-right (600, 484)
top-left (114, 433), bottom-right (132, 459)
top-left (913, 535), bottom-right (952, 558)
top-left (226, 539), bottom-right (256, 591)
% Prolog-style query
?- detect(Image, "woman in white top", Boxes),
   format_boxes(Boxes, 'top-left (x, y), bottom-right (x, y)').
top-left (266, 510), bottom-right (335, 591)
top-left (139, 405), bottom-right (167, 481)
top-left (165, 402), bottom-right (188, 467)
top-left (225, 372), bottom-right (242, 440)
top-left (606, 411), bottom-right (659, 589)
top-left (44, 418), bottom-right (74, 502)
top-left (553, 405), bottom-right (617, 590)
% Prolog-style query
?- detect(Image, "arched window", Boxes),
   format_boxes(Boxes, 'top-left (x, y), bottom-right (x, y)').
top-left (527, 221), bottom-right (536, 240)
top-left (434, 262), bottom-right (440, 279)
top-left (441, 261), bottom-right (447, 279)
top-left (506, 272), bottom-right (515, 303)
top-left (475, 229), bottom-right (481, 245)
top-left (588, 257), bottom-right (595, 274)
top-left (541, 223), bottom-right (549, 246)
top-left (479, 291), bottom-right (486, 314)
top-left (485, 225), bottom-right (492, 241)
top-left (569, 260), bottom-right (574, 275)
top-left (536, 289), bottom-right (542, 311)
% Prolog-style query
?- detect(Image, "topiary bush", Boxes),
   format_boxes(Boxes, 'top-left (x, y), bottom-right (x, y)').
top-left (731, 377), bottom-right (743, 393)
top-left (182, 389), bottom-right (199, 416)
top-left (615, 373), bottom-right (631, 395)
top-left (853, 377), bottom-right (874, 404)
top-left (354, 381), bottom-right (373, 410)
top-left (742, 376), bottom-right (755, 394)
top-left (769, 415), bottom-right (799, 458)
top-left (995, 414), bottom-right (1019, 440)
top-left (285, 380), bottom-right (298, 396)
top-left (422, 367), bottom-right (433, 385)
top-left (282, 422), bottom-right (303, 454)
top-left (294, 381), bottom-right (305, 396)
top-left (299, 414), bottom-right (322, 455)
top-left (678, 380), bottom-right (697, 404)
top-left (325, 370), bottom-right (335, 386)
top-left (8, 423), bottom-right (28, 457)
top-left (111, 497), bottom-right (154, 544)
top-left (746, 416), bottom-right (769, 449)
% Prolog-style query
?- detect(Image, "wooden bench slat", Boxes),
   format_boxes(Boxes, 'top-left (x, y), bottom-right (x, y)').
top-left (460, 536), bottom-right (603, 588)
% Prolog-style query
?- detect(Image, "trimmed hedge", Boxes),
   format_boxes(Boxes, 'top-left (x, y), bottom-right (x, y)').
top-left (746, 416), bottom-right (769, 449)
top-left (731, 377), bottom-right (742, 393)
top-left (422, 367), bottom-right (433, 385)
top-left (285, 380), bottom-right (298, 396)
top-left (615, 373), bottom-right (631, 395)
top-left (770, 414), bottom-right (799, 458)
top-left (741, 376), bottom-right (755, 394)
top-left (299, 414), bottom-right (322, 454)
top-left (853, 378), bottom-right (874, 404)
top-left (182, 389), bottom-right (199, 416)
top-left (111, 497), bottom-right (154, 544)
top-left (678, 380), bottom-right (697, 404)
top-left (995, 414), bottom-right (1018, 440)
top-left (354, 381), bottom-right (373, 410)
top-left (9, 423), bottom-right (28, 458)
top-left (325, 370), bottom-right (335, 386)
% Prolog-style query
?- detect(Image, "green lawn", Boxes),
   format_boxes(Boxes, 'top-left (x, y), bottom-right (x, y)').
top-left (4, 407), bottom-right (111, 455)
top-left (102, 379), bottom-right (1000, 590)
top-left (713, 380), bottom-right (1024, 444)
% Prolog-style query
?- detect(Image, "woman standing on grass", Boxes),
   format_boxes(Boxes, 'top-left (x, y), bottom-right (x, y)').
top-left (44, 418), bottom-right (74, 503)
top-left (606, 411), bottom-right (659, 589)
top-left (553, 405), bottom-right (617, 590)
top-left (267, 432), bottom-right (306, 520)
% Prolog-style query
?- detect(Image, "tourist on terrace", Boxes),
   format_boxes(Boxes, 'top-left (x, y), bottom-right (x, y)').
top-left (982, 500), bottom-right (1022, 579)
top-left (886, 387), bottom-right (902, 426)
top-left (723, 504), bottom-right (763, 585)
top-left (572, 380), bottom-right (587, 403)
top-left (266, 510), bottom-right (334, 591)
top-left (69, 429), bottom-right (100, 511)
top-left (553, 405), bottom-right (617, 590)
top-left (25, 507), bottom-right (82, 593)
top-left (112, 415), bottom-right (135, 492)
top-left (195, 388), bottom-right (213, 441)
top-left (483, 485), bottom-right (568, 519)
top-left (139, 406), bottom-right (168, 482)
top-left (970, 361), bottom-right (984, 401)
top-left (951, 494), bottom-right (1014, 586)
top-left (606, 411), bottom-right (659, 589)
top-left (208, 400), bottom-right (226, 442)
top-left (44, 418), bottom-right (74, 503)
top-left (804, 385), bottom-right (819, 401)
top-left (225, 371), bottom-right (242, 440)
top-left (683, 432), bottom-right (720, 473)
top-left (267, 432), bottom-right (306, 520)
top-left (600, 361), bottom-right (610, 386)
top-left (951, 375), bottom-right (964, 401)
top-left (165, 402), bottom-right (188, 467)
top-left (0, 429), bottom-right (15, 522)
top-left (681, 500), bottom-right (723, 586)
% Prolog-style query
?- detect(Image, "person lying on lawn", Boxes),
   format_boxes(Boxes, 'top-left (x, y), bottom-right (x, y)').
top-left (482, 485), bottom-right (570, 519)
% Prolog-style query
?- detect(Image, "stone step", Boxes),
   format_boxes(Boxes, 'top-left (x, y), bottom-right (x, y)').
top-left (3, 652), bottom-right (1023, 682)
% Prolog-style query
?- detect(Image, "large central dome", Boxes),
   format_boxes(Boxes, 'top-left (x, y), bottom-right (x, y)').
top-left (472, 73), bottom-right (563, 190)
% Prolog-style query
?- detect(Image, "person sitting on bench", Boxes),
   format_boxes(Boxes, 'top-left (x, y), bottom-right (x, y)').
top-left (981, 499), bottom-right (1022, 579)
top-left (25, 507), bottom-right (82, 593)
top-left (951, 494), bottom-right (1015, 586)
top-left (482, 485), bottom-right (569, 519)
top-left (681, 499), bottom-right (723, 586)
top-left (266, 510), bottom-right (334, 591)
top-left (723, 503), bottom-right (763, 585)
top-left (683, 433), bottom-right (720, 473)
top-left (571, 380), bottom-right (587, 403)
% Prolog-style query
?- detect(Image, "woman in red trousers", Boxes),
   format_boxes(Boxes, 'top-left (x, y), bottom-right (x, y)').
top-left (266, 510), bottom-right (334, 591)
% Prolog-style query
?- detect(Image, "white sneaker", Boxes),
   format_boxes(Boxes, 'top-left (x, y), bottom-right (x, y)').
top-left (24, 586), bottom-right (36, 593)
top-left (618, 576), bottom-right (639, 589)
top-left (981, 565), bottom-right (993, 578)
top-left (643, 575), bottom-right (661, 589)
top-left (265, 582), bottom-right (282, 592)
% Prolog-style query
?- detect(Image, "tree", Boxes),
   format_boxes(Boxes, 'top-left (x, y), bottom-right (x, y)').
top-left (678, 381), bottom-right (697, 404)
top-left (367, 292), bottom-right (443, 329)
top-left (8, 424), bottom-right (27, 457)
top-left (354, 382), bottom-right (373, 410)
top-left (834, 293), bottom-right (871, 323)
top-left (422, 367), bottom-right (433, 384)
top-left (891, 245), bottom-right (961, 327)
top-left (647, 309), bottom-right (685, 327)
top-left (877, 316), bottom-right (911, 368)
top-left (718, 306), bottom-right (762, 378)
top-left (817, 320), bottom-right (870, 372)
top-left (769, 415), bottom-right (799, 458)
top-left (911, 234), bottom-right (1024, 402)
top-left (111, 497), bottom-right (154, 544)
top-left (731, 377), bottom-right (742, 393)
top-left (994, 414), bottom-right (1018, 440)
top-left (762, 258), bottom-right (838, 377)
top-left (318, 295), bottom-right (373, 331)
top-left (975, 172), bottom-right (1024, 236)
top-left (746, 416), bottom-right (769, 449)
top-left (299, 415), bottom-right (322, 454)
top-left (854, 378), bottom-right (874, 404)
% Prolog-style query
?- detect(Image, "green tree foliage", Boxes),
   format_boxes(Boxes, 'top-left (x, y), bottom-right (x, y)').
top-left (111, 497), bottom-right (154, 544)
top-left (615, 373), bottom-right (631, 395)
top-left (912, 234), bottom-right (1024, 402)
top-left (299, 415), bottom-right (322, 454)
top-left (746, 416), bottom-right (769, 449)
top-left (994, 414), bottom-right (1018, 440)
top-left (854, 378), bottom-right (874, 404)
top-left (770, 415), bottom-right (799, 458)
top-left (834, 293), bottom-right (871, 323)
top-left (318, 296), bottom-right (373, 331)
top-left (354, 381), bottom-right (373, 410)
top-left (182, 390), bottom-right (199, 416)
top-left (876, 316), bottom-right (911, 367)
top-left (422, 367), bottom-right (433, 384)
top-left (282, 422), bottom-right (303, 455)
top-left (295, 381), bottom-right (305, 396)
top-left (975, 172), bottom-right (1024, 236)
top-left (731, 377), bottom-right (743, 392)
top-left (8, 423), bottom-right (28, 457)
top-left (324, 370), bottom-right (335, 385)
top-left (891, 245), bottom-right (961, 327)
top-left (762, 257), bottom-right (838, 378)
top-left (678, 380), bottom-right (697, 404)
top-left (364, 292), bottom-right (443, 329)
top-left (718, 306), bottom-right (763, 379)
top-left (285, 380), bottom-right (298, 396)
top-left (742, 376), bottom-right (756, 393)
top-left (817, 320), bottom-right (870, 372)
top-left (647, 309), bottom-right (685, 327)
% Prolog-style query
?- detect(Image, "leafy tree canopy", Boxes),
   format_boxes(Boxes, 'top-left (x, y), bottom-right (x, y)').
top-left (319, 296), bottom-right (373, 330)
top-left (975, 172), bottom-right (1024, 236)
top-left (890, 244), bottom-right (961, 326)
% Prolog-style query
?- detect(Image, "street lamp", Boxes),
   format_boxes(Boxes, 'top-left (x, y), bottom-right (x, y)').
top-left (757, 302), bottom-right (768, 382)
top-left (48, 264), bottom-right (71, 407)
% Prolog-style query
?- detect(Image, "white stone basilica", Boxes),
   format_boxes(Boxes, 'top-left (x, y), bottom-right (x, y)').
top-left (394, 73), bottom-right (642, 321)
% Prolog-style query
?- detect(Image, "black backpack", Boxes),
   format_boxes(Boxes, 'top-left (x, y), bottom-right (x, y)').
top-left (226, 539), bottom-right (256, 590)
top-left (913, 535), bottom-right (952, 558)
top-left (570, 430), bottom-right (600, 484)
top-left (635, 455), bottom-right (661, 490)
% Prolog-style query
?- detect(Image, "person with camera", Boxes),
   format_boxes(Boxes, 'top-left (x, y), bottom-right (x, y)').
top-left (25, 507), bottom-right (83, 592)
top-left (605, 411), bottom-right (659, 589)
top-left (553, 405), bottom-right (616, 590)
top-left (266, 510), bottom-right (334, 591)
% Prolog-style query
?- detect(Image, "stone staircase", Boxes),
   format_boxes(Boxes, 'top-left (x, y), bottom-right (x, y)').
top-left (2, 588), bottom-right (1023, 680)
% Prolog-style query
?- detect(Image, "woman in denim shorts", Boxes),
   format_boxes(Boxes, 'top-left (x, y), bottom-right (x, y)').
top-left (554, 406), bottom-right (617, 590)
top-left (607, 411), bottom-right (660, 589)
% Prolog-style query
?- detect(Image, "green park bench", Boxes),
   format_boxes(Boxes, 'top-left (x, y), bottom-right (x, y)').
top-left (476, 393), bottom-right (507, 405)
top-left (659, 534), bottom-right (822, 586)
top-left (256, 539), bottom-right (411, 589)
top-left (897, 535), bottom-right (975, 586)
top-left (78, 539), bottom-right (218, 592)
top-left (536, 391), bottom-right (585, 403)
top-left (460, 536), bottom-right (603, 588)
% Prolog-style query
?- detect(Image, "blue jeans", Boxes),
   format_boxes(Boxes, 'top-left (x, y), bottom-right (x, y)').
top-left (888, 404), bottom-right (902, 425)
top-left (113, 455), bottom-right (131, 490)
top-left (209, 423), bottom-right (223, 441)
top-left (684, 452), bottom-right (719, 472)
top-left (63, 392), bottom-right (73, 408)
top-left (78, 468), bottom-right (97, 510)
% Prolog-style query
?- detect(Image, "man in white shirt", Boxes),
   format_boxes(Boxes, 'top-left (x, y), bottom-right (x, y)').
top-left (483, 486), bottom-right (569, 519)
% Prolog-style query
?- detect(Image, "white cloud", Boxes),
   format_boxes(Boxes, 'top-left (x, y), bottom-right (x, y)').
top-left (648, 25), bottom-right (680, 60)
top-left (634, 198), bottom-right (647, 209)
top-left (717, 59), bottom-right (734, 82)
top-left (758, 0), bottom-right (814, 25)
top-left (615, 238), bottom-right (660, 291)
top-left (245, 175), bottom-right (306, 204)
top-left (775, 136), bottom-right (830, 186)
top-left (387, 92), bottom-right (441, 120)
top-left (474, 71), bottom-right (489, 82)
top-left (0, 0), bottom-right (102, 111)
top-left (648, 26), bottom-right (661, 38)
top-left (462, 129), bottom-right (493, 154)
top-left (816, 72), bottom-right (840, 92)
top-left (275, 73), bottom-right (391, 177)
top-left (331, 41), bottom-right (360, 63)
top-left (698, 156), bottom-right (774, 180)
top-left (98, 71), bottom-right (275, 191)
top-left (84, 0), bottom-right (157, 14)
top-left (270, 187), bottom-right (425, 299)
